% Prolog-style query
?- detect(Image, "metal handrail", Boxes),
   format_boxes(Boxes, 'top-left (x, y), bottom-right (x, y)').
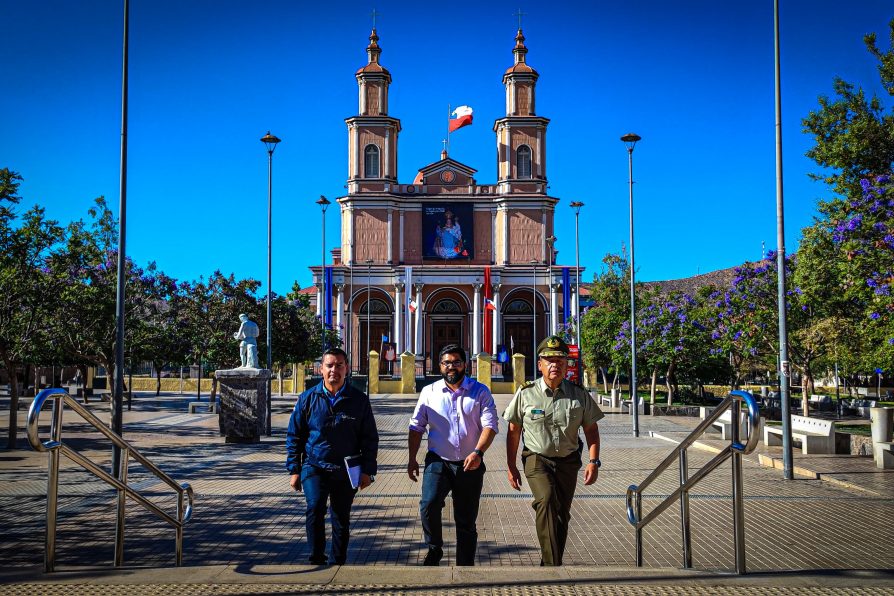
top-left (625, 390), bottom-right (760, 574)
top-left (27, 388), bottom-right (195, 572)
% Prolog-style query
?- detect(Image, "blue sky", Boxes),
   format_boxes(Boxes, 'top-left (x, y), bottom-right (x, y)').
top-left (3, 0), bottom-right (892, 295)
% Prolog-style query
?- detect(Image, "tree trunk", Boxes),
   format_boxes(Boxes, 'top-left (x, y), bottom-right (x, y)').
top-left (5, 359), bottom-right (19, 449)
top-left (279, 366), bottom-right (284, 397)
top-left (210, 375), bottom-right (218, 403)
top-left (154, 362), bottom-right (162, 397)
top-left (650, 367), bottom-right (658, 404)
top-left (600, 367), bottom-right (609, 393)
top-left (665, 361), bottom-right (677, 406)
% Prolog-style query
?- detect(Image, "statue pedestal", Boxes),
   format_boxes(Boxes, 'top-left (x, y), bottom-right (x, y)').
top-left (216, 368), bottom-right (271, 443)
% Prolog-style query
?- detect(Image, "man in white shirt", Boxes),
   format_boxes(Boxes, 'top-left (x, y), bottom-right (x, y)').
top-left (408, 344), bottom-right (498, 566)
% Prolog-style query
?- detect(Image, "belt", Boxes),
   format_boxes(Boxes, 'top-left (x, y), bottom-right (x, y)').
top-left (428, 450), bottom-right (464, 465)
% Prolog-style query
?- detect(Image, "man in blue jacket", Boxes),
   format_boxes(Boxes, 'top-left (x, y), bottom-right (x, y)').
top-left (286, 347), bottom-right (379, 565)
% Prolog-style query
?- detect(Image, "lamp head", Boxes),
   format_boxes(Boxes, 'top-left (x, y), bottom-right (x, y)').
top-left (260, 131), bottom-right (281, 153)
top-left (316, 195), bottom-right (331, 212)
top-left (569, 201), bottom-right (584, 215)
top-left (620, 132), bottom-right (641, 152)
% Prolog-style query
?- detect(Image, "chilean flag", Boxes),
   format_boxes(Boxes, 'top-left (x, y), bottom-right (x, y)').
top-left (408, 298), bottom-right (418, 313)
top-left (448, 105), bottom-right (473, 132)
top-left (485, 297), bottom-right (496, 311)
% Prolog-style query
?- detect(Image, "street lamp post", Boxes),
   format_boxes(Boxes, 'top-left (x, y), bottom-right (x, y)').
top-left (530, 259), bottom-right (538, 379)
top-left (621, 132), bottom-right (641, 438)
top-left (261, 131), bottom-right (280, 437)
top-left (546, 235), bottom-right (556, 335)
top-left (773, 0), bottom-right (794, 479)
top-left (570, 201), bottom-right (584, 352)
top-left (365, 259), bottom-right (374, 376)
top-left (316, 195), bottom-right (331, 350)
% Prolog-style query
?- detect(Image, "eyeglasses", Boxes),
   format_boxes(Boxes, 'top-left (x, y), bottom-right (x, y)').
top-left (440, 360), bottom-right (465, 369)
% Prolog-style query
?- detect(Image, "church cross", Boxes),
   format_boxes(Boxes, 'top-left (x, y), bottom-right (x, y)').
top-left (371, 8), bottom-right (380, 29)
top-left (514, 8), bottom-right (526, 30)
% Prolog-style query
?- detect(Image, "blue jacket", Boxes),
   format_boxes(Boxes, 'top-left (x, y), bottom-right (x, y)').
top-left (285, 381), bottom-right (378, 476)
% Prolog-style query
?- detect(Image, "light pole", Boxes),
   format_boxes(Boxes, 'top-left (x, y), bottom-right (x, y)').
top-left (546, 235), bottom-right (556, 335)
top-left (316, 195), bottom-right (331, 349)
top-left (773, 0), bottom-right (794, 479)
top-left (111, 0), bottom-right (130, 478)
top-left (365, 259), bottom-right (374, 376)
top-left (570, 201), bottom-right (584, 351)
top-left (261, 131), bottom-right (280, 437)
top-left (621, 132), bottom-right (641, 438)
top-left (530, 259), bottom-right (538, 379)
top-left (348, 244), bottom-right (354, 374)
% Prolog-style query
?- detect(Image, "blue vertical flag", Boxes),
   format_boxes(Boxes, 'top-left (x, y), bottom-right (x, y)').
top-left (324, 266), bottom-right (333, 328)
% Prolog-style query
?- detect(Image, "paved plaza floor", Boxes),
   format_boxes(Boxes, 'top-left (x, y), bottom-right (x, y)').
top-left (1, 390), bottom-right (893, 594)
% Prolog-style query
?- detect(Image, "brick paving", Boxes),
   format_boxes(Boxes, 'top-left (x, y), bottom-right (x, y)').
top-left (1, 390), bottom-right (893, 592)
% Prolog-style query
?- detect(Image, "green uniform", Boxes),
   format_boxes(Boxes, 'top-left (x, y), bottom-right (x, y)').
top-left (503, 378), bottom-right (603, 565)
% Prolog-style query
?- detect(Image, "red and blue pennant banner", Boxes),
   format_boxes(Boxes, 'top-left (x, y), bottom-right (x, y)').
top-left (483, 266), bottom-right (492, 354)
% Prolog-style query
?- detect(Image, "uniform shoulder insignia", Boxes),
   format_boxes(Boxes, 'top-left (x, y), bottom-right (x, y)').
top-left (520, 380), bottom-right (536, 390)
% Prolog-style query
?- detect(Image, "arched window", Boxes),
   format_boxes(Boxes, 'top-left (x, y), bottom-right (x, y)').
top-left (516, 145), bottom-right (532, 179)
top-left (360, 298), bottom-right (390, 314)
top-left (505, 299), bottom-right (533, 314)
top-left (431, 299), bottom-right (462, 314)
top-left (364, 145), bottom-right (380, 178)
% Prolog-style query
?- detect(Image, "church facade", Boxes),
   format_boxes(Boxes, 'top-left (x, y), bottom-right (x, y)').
top-left (311, 28), bottom-right (582, 379)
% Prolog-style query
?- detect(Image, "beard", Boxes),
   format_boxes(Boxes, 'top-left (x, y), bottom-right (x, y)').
top-left (443, 369), bottom-right (465, 385)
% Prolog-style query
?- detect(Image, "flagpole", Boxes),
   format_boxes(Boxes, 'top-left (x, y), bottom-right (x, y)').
top-left (447, 103), bottom-right (451, 153)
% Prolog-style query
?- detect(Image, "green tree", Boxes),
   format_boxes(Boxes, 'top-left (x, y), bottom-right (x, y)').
top-left (580, 252), bottom-right (632, 392)
top-left (0, 169), bottom-right (65, 448)
top-left (802, 19), bottom-right (894, 198)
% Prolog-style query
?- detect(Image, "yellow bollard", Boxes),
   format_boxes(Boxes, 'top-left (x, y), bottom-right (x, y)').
top-left (512, 353), bottom-right (526, 394)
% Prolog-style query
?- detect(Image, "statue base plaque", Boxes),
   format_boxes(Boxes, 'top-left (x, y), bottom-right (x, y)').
top-left (216, 368), bottom-right (272, 443)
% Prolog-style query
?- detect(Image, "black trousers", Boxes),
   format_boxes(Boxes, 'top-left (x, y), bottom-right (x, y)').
top-left (419, 450), bottom-right (486, 565)
top-left (302, 464), bottom-right (357, 564)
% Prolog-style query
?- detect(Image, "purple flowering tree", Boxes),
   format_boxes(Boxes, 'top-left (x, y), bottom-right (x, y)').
top-left (616, 290), bottom-right (720, 405)
top-left (828, 175), bottom-right (894, 378)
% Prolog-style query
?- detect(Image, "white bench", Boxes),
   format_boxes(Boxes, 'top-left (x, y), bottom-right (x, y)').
top-left (875, 442), bottom-right (894, 469)
top-left (763, 415), bottom-right (835, 454)
top-left (188, 401), bottom-right (216, 414)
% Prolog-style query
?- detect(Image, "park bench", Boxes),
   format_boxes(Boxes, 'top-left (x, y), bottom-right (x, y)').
top-left (188, 401), bottom-right (216, 414)
top-left (875, 442), bottom-right (894, 469)
top-left (763, 414), bottom-right (834, 454)
top-left (809, 394), bottom-right (833, 412)
top-left (700, 408), bottom-right (748, 441)
top-left (597, 393), bottom-right (619, 408)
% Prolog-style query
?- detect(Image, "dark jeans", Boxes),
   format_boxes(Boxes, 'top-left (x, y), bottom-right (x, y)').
top-left (522, 449), bottom-right (581, 566)
top-left (302, 463), bottom-right (357, 564)
top-left (419, 450), bottom-right (485, 566)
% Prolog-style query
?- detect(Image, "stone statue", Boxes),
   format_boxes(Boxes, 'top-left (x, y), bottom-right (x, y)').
top-left (233, 313), bottom-right (260, 368)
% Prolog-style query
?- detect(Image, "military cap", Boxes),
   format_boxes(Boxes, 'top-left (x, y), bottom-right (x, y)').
top-left (537, 335), bottom-right (569, 358)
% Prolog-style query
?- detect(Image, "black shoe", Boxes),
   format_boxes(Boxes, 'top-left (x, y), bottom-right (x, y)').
top-left (334, 558), bottom-right (346, 565)
top-left (423, 546), bottom-right (443, 566)
top-left (309, 556), bottom-right (328, 566)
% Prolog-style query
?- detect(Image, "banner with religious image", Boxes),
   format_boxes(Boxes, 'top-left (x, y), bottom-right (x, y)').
top-left (422, 203), bottom-right (473, 260)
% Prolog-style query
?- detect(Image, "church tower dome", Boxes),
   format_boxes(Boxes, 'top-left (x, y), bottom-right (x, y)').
top-left (345, 29), bottom-right (402, 192)
top-left (493, 29), bottom-right (550, 193)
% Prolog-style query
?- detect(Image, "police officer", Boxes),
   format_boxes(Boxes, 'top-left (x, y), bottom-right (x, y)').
top-left (503, 335), bottom-right (603, 566)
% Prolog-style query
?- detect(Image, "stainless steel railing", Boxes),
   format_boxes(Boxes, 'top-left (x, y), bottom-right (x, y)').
top-left (626, 390), bottom-right (760, 574)
top-left (27, 388), bottom-right (194, 572)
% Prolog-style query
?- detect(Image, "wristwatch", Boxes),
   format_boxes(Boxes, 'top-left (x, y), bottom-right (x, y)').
top-left (369, 475), bottom-right (376, 483)
top-left (473, 448), bottom-right (484, 457)
top-left (589, 458), bottom-right (602, 467)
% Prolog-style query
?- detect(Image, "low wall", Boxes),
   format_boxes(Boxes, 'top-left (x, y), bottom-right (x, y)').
top-left (126, 377), bottom-right (300, 393)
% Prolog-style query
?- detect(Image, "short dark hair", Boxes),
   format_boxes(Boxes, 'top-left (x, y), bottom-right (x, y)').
top-left (321, 347), bottom-right (349, 363)
top-left (438, 344), bottom-right (466, 363)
